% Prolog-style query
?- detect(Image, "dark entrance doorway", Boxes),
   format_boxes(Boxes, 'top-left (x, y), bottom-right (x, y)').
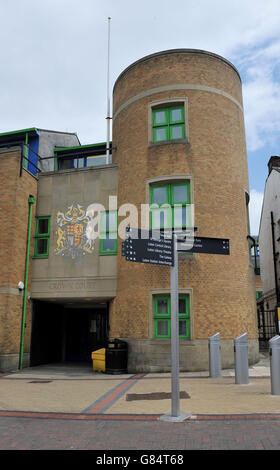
top-left (64, 307), bottom-right (108, 362)
top-left (30, 300), bottom-right (109, 366)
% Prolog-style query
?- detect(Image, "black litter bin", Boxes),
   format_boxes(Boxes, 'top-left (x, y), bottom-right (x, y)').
top-left (105, 339), bottom-right (128, 374)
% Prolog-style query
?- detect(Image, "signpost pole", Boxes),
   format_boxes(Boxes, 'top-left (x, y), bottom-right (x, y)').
top-left (160, 232), bottom-right (191, 422)
top-left (171, 233), bottom-right (180, 417)
top-left (123, 227), bottom-right (230, 422)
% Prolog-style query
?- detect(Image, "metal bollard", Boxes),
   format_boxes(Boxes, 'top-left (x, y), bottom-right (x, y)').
top-left (208, 333), bottom-right (221, 378)
top-left (234, 333), bottom-right (249, 384)
top-left (269, 335), bottom-right (280, 395)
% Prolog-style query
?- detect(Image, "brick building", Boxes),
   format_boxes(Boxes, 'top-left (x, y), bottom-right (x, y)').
top-left (0, 128), bottom-right (79, 370)
top-left (0, 49), bottom-right (259, 372)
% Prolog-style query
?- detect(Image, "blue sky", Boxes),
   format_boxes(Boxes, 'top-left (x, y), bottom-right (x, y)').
top-left (1, 0), bottom-right (280, 235)
top-left (235, 37), bottom-right (280, 234)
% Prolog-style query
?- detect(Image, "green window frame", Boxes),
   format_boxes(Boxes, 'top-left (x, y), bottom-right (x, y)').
top-left (99, 210), bottom-right (118, 255)
top-left (150, 181), bottom-right (191, 230)
top-left (153, 294), bottom-right (190, 339)
top-left (153, 105), bottom-right (185, 143)
top-left (34, 216), bottom-right (51, 258)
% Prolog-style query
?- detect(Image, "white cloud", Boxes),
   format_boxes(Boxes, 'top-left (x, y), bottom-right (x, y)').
top-left (249, 189), bottom-right (264, 235)
top-left (240, 41), bottom-right (280, 152)
top-left (1, 0), bottom-right (280, 148)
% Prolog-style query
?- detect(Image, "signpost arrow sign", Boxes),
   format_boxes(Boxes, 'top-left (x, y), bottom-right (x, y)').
top-left (122, 227), bottom-right (174, 266)
top-left (177, 236), bottom-right (230, 255)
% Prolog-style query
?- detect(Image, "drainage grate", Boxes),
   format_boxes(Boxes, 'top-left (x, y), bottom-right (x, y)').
top-left (28, 380), bottom-right (52, 384)
top-left (126, 391), bottom-right (190, 401)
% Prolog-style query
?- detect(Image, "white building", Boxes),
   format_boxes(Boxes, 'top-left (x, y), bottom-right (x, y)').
top-left (259, 156), bottom-right (280, 311)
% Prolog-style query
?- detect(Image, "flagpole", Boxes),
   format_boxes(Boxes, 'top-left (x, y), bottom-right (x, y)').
top-left (106, 17), bottom-right (111, 165)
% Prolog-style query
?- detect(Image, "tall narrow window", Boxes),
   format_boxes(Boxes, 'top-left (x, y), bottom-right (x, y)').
top-left (153, 105), bottom-right (185, 143)
top-left (154, 294), bottom-right (190, 339)
top-left (245, 191), bottom-right (252, 259)
top-left (245, 192), bottom-right (250, 235)
top-left (34, 216), bottom-right (51, 258)
top-left (99, 210), bottom-right (118, 255)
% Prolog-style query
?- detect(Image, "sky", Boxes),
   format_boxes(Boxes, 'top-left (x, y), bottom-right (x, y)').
top-left (1, 0), bottom-right (280, 235)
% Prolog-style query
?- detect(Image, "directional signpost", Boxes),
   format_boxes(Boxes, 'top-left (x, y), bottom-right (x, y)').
top-left (177, 235), bottom-right (230, 255)
top-left (122, 227), bottom-right (174, 266)
top-left (122, 227), bottom-right (230, 421)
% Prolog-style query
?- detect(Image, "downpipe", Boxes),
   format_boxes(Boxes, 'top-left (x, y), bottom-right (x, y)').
top-left (19, 195), bottom-right (35, 369)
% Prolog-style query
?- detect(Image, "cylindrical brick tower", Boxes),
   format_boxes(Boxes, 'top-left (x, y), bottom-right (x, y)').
top-left (110, 49), bottom-right (258, 372)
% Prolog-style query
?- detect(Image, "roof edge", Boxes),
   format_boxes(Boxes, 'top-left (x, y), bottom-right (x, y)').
top-left (0, 127), bottom-right (38, 137)
top-left (0, 127), bottom-right (79, 138)
top-left (55, 141), bottom-right (112, 153)
top-left (113, 49), bottom-right (241, 92)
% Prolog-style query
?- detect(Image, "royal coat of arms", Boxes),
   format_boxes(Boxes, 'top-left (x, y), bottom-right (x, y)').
top-left (55, 204), bottom-right (94, 259)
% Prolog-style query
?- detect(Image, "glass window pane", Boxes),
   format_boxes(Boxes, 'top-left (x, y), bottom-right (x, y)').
top-left (37, 218), bottom-right (49, 235)
top-left (102, 212), bottom-right (117, 233)
top-left (157, 320), bottom-right (169, 336)
top-left (155, 127), bottom-right (167, 141)
top-left (86, 156), bottom-right (107, 167)
top-left (105, 212), bottom-right (117, 232)
top-left (170, 125), bottom-right (184, 139)
top-left (174, 206), bottom-right (187, 228)
top-left (59, 158), bottom-right (72, 170)
top-left (170, 108), bottom-right (183, 122)
top-left (179, 320), bottom-right (186, 336)
top-left (153, 187), bottom-right (168, 205)
top-left (157, 299), bottom-right (168, 314)
top-left (154, 110), bottom-right (167, 125)
top-left (179, 298), bottom-right (186, 314)
top-left (151, 208), bottom-right (171, 229)
top-left (101, 229), bottom-right (117, 240)
top-left (151, 210), bottom-right (161, 229)
top-left (73, 158), bottom-right (84, 168)
top-left (105, 213), bottom-right (110, 230)
top-left (102, 238), bottom-right (116, 251)
top-left (36, 238), bottom-right (48, 255)
top-left (173, 184), bottom-right (188, 203)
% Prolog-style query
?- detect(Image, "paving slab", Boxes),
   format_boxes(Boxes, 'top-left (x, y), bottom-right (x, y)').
top-left (0, 354), bottom-right (275, 419)
top-left (0, 377), bottom-right (125, 413)
top-left (106, 376), bottom-right (280, 416)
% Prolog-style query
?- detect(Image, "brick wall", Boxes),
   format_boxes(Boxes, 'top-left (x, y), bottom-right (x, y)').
top-left (110, 51), bottom-right (258, 359)
top-left (0, 148), bottom-right (37, 367)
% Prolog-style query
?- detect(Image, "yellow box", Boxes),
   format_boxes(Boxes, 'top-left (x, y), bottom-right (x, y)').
top-left (91, 348), bottom-right (106, 372)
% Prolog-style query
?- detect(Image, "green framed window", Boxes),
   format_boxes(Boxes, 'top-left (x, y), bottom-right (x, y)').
top-left (154, 294), bottom-right (190, 339)
top-left (150, 181), bottom-right (191, 230)
top-left (34, 216), bottom-right (50, 258)
top-left (153, 105), bottom-right (185, 143)
top-left (100, 210), bottom-right (118, 255)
